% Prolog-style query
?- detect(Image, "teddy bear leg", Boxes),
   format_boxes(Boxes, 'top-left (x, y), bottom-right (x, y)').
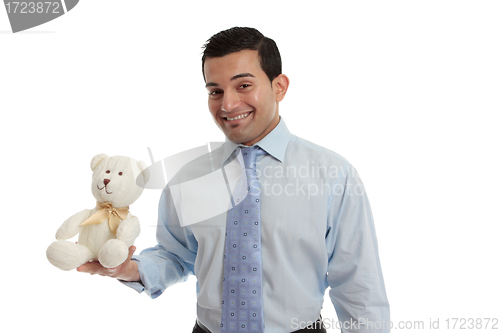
top-left (46, 240), bottom-right (94, 271)
top-left (98, 239), bottom-right (129, 268)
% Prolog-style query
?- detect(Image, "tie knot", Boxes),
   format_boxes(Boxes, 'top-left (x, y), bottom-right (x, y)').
top-left (240, 146), bottom-right (265, 170)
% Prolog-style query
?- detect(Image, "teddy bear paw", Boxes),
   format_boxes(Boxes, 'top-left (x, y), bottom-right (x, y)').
top-left (46, 240), bottom-right (94, 271)
top-left (98, 239), bottom-right (129, 268)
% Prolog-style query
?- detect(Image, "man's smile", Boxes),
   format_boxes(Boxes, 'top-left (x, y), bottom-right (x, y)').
top-left (223, 111), bottom-right (252, 122)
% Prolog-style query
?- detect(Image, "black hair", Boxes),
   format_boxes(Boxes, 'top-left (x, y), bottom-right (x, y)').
top-left (202, 27), bottom-right (282, 83)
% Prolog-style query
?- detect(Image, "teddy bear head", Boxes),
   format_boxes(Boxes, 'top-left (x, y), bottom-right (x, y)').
top-left (90, 154), bottom-right (149, 208)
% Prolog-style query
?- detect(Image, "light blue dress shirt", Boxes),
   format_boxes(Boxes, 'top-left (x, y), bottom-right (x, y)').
top-left (122, 118), bottom-right (390, 333)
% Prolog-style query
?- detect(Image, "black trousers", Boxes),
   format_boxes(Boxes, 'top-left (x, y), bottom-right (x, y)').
top-left (192, 318), bottom-right (327, 333)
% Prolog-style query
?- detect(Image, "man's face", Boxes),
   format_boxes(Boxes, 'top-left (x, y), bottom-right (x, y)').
top-left (204, 50), bottom-right (283, 146)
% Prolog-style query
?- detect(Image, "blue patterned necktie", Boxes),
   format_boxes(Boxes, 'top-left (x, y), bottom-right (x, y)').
top-left (221, 146), bottom-right (266, 333)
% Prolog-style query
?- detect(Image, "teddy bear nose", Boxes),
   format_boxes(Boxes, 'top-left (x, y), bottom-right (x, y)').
top-left (103, 179), bottom-right (110, 186)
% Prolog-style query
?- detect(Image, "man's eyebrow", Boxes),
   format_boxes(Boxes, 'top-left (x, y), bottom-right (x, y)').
top-left (230, 73), bottom-right (255, 81)
top-left (205, 73), bottom-right (256, 88)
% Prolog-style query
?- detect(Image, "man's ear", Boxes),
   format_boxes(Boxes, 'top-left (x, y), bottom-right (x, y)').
top-left (273, 74), bottom-right (290, 102)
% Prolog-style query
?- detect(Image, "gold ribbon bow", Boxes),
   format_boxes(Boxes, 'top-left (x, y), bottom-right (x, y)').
top-left (80, 202), bottom-right (129, 235)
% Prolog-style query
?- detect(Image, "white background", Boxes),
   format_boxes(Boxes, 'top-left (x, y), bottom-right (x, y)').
top-left (1, 1), bottom-right (499, 332)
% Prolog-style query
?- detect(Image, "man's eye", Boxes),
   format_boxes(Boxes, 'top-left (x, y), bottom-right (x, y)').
top-left (240, 84), bottom-right (250, 89)
top-left (209, 90), bottom-right (223, 98)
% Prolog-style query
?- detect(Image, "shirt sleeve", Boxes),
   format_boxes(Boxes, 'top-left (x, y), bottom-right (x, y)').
top-left (120, 186), bottom-right (198, 299)
top-left (325, 165), bottom-right (390, 333)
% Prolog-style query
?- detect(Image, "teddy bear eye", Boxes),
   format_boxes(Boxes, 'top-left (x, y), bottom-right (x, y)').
top-left (106, 170), bottom-right (110, 174)
top-left (119, 172), bottom-right (123, 176)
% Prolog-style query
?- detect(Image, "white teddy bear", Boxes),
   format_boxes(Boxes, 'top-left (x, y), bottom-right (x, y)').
top-left (46, 153), bottom-right (148, 271)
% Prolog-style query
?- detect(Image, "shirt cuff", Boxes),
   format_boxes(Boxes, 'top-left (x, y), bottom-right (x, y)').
top-left (119, 279), bottom-right (145, 294)
top-left (118, 255), bottom-right (163, 299)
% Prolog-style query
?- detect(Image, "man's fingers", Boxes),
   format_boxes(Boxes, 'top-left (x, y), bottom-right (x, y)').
top-left (77, 245), bottom-right (138, 278)
top-left (76, 265), bottom-right (86, 272)
top-left (128, 245), bottom-right (137, 259)
top-left (77, 260), bottom-right (103, 274)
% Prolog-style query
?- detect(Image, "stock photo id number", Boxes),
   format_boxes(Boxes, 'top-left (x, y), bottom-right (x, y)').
top-left (3, 0), bottom-right (79, 32)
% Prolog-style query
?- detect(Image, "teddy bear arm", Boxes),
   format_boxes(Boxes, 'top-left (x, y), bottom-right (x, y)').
top-left (55, 209), bottom-right (93, 240)
top-left (116, 215), bottom-right (141, 247)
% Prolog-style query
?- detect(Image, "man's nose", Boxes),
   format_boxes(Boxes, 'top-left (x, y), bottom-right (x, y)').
top-left (221, 90), bottom-right (241, 112)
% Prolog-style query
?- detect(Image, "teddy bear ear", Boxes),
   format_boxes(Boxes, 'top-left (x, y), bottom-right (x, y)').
top-left (91, 153), bottom-right (109, 171)
top-left (137, 160), bottom-right (150, 184)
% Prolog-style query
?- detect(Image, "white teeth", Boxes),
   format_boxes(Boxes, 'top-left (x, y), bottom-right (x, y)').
top-left (226, 113), bottom-right (250, 121)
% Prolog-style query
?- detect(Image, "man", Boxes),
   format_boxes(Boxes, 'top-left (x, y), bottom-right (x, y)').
top-left (78, 27), bottom-right (390, 333)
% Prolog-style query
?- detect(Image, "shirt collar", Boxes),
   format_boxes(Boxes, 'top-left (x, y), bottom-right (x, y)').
top-left (221, 116), bottom-right (291, 165)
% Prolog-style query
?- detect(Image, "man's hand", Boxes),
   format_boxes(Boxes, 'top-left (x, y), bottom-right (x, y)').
top-left (76, 246), bottom-right (141, 282)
